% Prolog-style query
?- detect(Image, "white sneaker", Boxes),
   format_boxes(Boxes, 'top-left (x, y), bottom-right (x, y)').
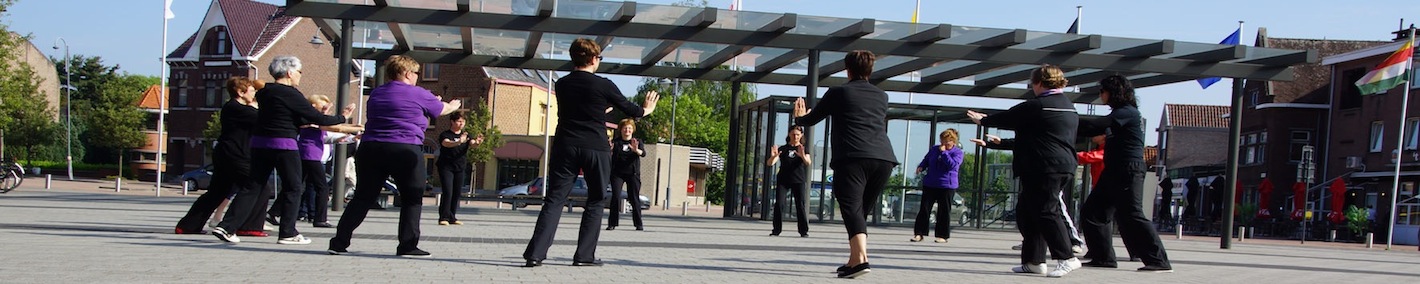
top-left (277, 234), bottom-right (312, 245)
top-left (1072, 245), bottom-right (1084, 254)
top-left (1047, 258), bottom-right (1082, 278)
top-left (211, 227), bottom-right (240, 243)
top-left (263, 224), bottom-right (275, 231)
top-left (1011, 263), bottom-right (1047, 275)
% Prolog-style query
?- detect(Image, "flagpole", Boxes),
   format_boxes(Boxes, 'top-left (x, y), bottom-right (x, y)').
top-left (1386, 28), bottom-right (1415, 250)
top-left (156, 0), bottom-right (171, 196)
top-left (1076, 6), bottom-right (1082, 32)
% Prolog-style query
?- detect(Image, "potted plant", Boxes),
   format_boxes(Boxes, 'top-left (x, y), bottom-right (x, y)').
top-left (1343, 205), bottom-right (1369, 243)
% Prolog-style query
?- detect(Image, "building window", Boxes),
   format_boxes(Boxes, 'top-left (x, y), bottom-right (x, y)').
top-left (421, 64), bottom-right (440, 81)
top-left (1340, 68), bottom-right (1366, 109)
top-left (204, 79), bottom-right (222, 107)
top-left (174, 78), bottom-right (188, 108)
top-left (1289, 130), bottom-right (1312, 162)
top-left (1407, 118), bottom-right (1419, 150)
top-left (1241, 131), bottom-right (1266, 165)
top-left (203, 26), bottom-right (231, 56)
top-left (496, 159), bottom-right (540, 189)
top-left (1371, 121), bottom-right (1385, 153)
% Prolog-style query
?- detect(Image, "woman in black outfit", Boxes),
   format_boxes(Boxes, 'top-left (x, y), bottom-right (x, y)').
top-left (607, 118), bottom-right (645, 231)
top-left (437, 111), bottom-right (480, 226)
top-left (174, 76), bottom-right (261, 234)
top-left (791, 50), bottom-right (898, 279)
top-left (766, 126), bottom-right (811, 237)
top-left (211, 56), bottom-right (349, 245)
top-left (967, 65), bottom-right (1081, 277)
top-left (1076, 75), bottom-right (1173, 272)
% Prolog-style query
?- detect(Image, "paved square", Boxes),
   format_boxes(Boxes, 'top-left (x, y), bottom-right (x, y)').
top-left (0, 182), bottom-right (1415, 283)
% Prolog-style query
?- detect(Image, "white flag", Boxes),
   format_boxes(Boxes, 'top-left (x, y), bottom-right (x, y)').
top-left (165, 0), bottom-right (176, 19)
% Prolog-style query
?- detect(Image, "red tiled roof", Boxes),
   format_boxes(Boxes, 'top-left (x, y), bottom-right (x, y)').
top-left (1144, 146), bottom-right (1159, 166)
top-left (167, 0), bottom-right (296, 59)
top-left (1164, 104), bottom-right (1229, 128)
top-left (136, 85), bottom-right (164, 109)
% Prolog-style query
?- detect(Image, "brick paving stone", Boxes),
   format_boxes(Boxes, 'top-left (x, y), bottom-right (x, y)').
top-left (0, 181), bottom-right (1417, 283)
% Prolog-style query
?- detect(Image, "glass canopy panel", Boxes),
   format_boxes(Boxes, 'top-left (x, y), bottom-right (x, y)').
top-left (601, 37), bottom-right (659, 63)
top-left (386, 0), bottom-right (457, 10)
top-left (537, 33), bottom-right (591, 58)
top-left (470, 28), bottom-right (530, 56)
top-left (457, 0), bottom-right (542, 16)
top-left (327, 19), bottom-right (399, 48)
top-left (790, 15), bottom-right (861, 36)
top-left (303, 0), bottom-right (369, 4)
top-left (630, 3), bottom-right (699, 25)
top-left (666, 42), bottom-right (724, 66)
top-left (864, 20), bottom-right (935, 41)
top-left (940, 26), bottom-right (1014, 45)
top-left (402, 24), bottom-right (464, 50)
top-left (707, 10), bottom-right (783, 31)
top-left (746, 47), bottom-right (792, 71)
top-left (554, 0), bottom-right (628, 20)
top-left (1092, 36), bottom-right (1167, 54)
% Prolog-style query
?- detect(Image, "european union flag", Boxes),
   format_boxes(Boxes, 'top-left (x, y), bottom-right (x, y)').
top-left (1197, 28), bottom-right (1242, 89)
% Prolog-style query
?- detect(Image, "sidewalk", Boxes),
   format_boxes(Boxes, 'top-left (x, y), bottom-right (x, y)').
top-left (1, 182), bottom-right (1416, 282)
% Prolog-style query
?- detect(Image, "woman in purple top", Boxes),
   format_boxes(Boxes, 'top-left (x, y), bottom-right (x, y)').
top-left (911, 129), bottom-right (963, 244)
top-left (329, 55), bottom-right (461, 258)
top-left (211, 56), bottom-right (349, 246)
top-left (293, 94), bottom-right (360, 228)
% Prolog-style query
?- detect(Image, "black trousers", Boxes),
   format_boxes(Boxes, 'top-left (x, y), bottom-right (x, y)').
top-left (219, 148), bottom-right (304, 238)
top-left (1080, 170), bottom-right (1171, 267)
top-left (303, 160), bottom-right (330, 223)
top-left (832, 158), bottom-right (895, 238)
top-left (330, 142), bottom-right (427, 253)
top-left (608, 172), bottom-right (643, 229)
top-left (176, 152), bottom-right (249, 231)
top-left (524, 145), bottom-right (609, 263)
top-left (913, 186), bottom-right (954, 238)
top-left (1017, 173), bottom-right (1078, 264)
top-left (772, 182), bottom-right (809, 235)
top-left (437, 164), bottom-right (467, 222)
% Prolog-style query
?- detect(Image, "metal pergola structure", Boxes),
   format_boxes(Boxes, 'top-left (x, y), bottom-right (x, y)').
top-left (283, 0), bottom-right (1316, 249)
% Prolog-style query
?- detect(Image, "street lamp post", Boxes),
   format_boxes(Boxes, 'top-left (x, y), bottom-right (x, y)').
top-left (52, 38), bottom-right (73, 181)
top-left (658, 78), bottom-right (683, 210)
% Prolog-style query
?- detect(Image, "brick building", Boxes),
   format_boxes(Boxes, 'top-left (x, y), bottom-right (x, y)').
top-left (1157, 103), bottom-right (1230, 221)
top-left (163, 0), bottom-right (359, 174)
top-left (1236, 28), bottom-right (1388, 214)
top-left (1320, 27), bottom-right (1420, 245)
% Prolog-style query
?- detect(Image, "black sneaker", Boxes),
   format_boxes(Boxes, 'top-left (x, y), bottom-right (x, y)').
top-left (397, 248), bottom-right (432, 258)
top-left (211, 227), bottom-right (240, 243)
top-left (837, 263), bottom-right (870, 279)
top-left (572, 260), bottom-right (605, 266)
top-left (522, 260), bottom-right (543, 267)
top-left (1137, 265), bottom-right (1173, 273)
top-left (327, 248), bottom-right (348, 255)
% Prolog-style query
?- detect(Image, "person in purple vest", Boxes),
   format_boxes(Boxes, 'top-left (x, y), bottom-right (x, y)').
top-left (328, 55), bottom-right (462, 258)
top-left (291, 94), bottom-right (361, 228)
top-left (211, 56), bottom-right (350, 245)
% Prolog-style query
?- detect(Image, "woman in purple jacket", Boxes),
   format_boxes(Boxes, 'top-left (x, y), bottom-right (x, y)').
top-left (911, 129), bottom-right (964, 243)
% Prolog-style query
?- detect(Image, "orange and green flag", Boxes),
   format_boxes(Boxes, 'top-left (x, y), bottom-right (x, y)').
top-left (1355, 38), bottom-right (1414, 94)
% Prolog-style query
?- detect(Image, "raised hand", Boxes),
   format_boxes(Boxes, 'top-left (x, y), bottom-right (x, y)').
top-left (341, 103), bottom-right (357, 118)
top-left (770, 144), bottom-right (780, 157)
top-left (966, 110), bottom-right (986, 124)
top-left (792, 98), bottom-right (808, 118)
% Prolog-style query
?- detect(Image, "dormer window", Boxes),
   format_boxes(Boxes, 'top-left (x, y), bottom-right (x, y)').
top-left (203, 26), bottom-right (231, 56)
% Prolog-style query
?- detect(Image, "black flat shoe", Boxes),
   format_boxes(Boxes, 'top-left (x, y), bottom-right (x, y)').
top-left (605, 226), bottom-right (616, 231)
top-left (800, 233), bottom-right (809, 238)
top-left (769, 232), bottom-right (780, 236)
top-left (837, 263), bottom-right (871, 278)
top-left (265, 216), bottom-right (281, 226)
top-left (312, 222), bottom-right (334, 228)
top-left (1082, 261), bottom-right (1117, 268)
top-left (572, 260), bottom-right (604, 266)
top-left (522, 260), bottom-right (542, 267)
top-left (635, 227), bottom-right (644, 231)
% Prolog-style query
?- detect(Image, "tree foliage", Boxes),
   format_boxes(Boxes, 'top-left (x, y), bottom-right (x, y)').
top-left (0, 1), bottom-right (60, 163)
top-left (203, 111), bottom-right (221, 140)
top-left (82, 73), bottom-right (155, 161)
top-left (465, 99), bottom-right (506, 189)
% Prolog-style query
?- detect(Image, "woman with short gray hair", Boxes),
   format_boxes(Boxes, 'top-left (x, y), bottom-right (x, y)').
top-left (212, 55), bottom-right (351, 246)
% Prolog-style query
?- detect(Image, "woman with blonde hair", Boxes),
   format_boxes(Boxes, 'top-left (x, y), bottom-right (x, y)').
top-left (607, 118), bottom-right (645, 231)
top-left (968, 64), bottom-right (1082, 277)
top-left (911, 128), bottom-right (963, 244)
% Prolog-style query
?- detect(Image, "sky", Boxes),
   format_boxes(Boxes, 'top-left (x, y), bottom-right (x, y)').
top-left (5, 0), bottom-right (1419, 172)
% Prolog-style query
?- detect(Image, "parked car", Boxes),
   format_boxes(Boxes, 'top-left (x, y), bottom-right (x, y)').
top-left (889, 190), bottom-right (967, 223)
top-left (499, 176), bottom-right (650, 210)
top-left (177, 164), bottom-right (214, 190)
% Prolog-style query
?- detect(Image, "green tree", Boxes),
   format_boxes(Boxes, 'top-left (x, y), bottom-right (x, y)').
top-left (203, 111), bottom-right (222, 140)
top-left (622, 76), bottom-right (756, 205)
top-left (0, 2), bottom-right (60, 164)
top-left (53, 54), bottom-right (120, 105)
top-left (82, 73), bottom-right (155, 176)
top-left (464, 99), bottom-right (505, 190)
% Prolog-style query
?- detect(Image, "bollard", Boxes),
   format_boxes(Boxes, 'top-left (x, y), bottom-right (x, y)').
top-left (497, 199), bottom-right (504, 209)
top-left (1328, 230), bottom-right (1336, 242)
top-left (1365, 232), bottom-right (1374, 248)
top-left (45, 174), bottom-right (52, 189)
top-left (1175, 224), bottom-right (1183, 240)
top-left (115, 178), bottom-right (122, 192)
top-left (681, 201), bottom-right (689, 216)
top-left (1237, 226), bottom-right (1245, 242)
top-left (183, 180), bottom-right (190, 196)
top-left (706, 201), bottom-right (711, 212)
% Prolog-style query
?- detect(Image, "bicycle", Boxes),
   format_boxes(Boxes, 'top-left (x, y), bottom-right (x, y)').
top-left (0, 159), bottom-right (24, 193)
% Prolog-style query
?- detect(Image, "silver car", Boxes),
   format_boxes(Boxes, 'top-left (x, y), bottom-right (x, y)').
top-left (499, 177), bottom-right (650, 210)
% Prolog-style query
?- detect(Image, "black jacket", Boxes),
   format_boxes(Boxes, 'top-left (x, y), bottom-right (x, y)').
top-left (611, 137), bottom-right (645, 176)
top-left (214, 100), bottom-right (257, 164)
top-left (794, 80), bottom-right (899, 167)
top-left (252, 83), bottom-right (346, 139)
top-left (980, 92), bottom-right (1079, 175)
top-left (552, 71), bottom-right (646, 151)
top-left (1079, 105), bottom-right (1146, 173)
